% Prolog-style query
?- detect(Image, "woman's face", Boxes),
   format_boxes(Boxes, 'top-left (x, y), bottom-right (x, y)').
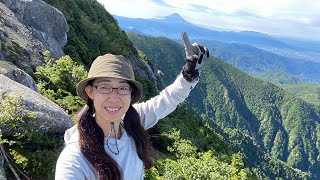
top-left (85, 77), bottom-right (132, 123)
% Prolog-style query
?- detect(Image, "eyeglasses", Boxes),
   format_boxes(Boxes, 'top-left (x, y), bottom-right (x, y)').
top-left (93, 84), bottom-right (132, 95)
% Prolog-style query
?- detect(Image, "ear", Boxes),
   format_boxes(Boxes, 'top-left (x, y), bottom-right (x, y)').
top-left (85, 85), bottom-right (94, 100)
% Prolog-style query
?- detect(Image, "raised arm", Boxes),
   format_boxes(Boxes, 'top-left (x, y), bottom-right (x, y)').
top-left (133, 74), bottom-right (197, 129)
top-left (133, 32), bottom-right (209, 129)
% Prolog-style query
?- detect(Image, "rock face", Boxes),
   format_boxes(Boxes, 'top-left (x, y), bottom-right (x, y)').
top-left (128, 49), bottom-right (164, 91)
top-left (0, 74), bottom-right (74, 135)
top-left (0, 0), bottom-right (68, 71)
top-left (4, 0), bottom-right (68, 59)
top-left (0, 1), bottom-right (44, 71)
top-left (0, 61), bottom-right (39, 92)
top-left (0, 1), bottom-right (71, 177)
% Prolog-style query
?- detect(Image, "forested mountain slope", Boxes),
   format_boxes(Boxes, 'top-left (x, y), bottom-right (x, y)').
top-left (127, 33), bottom-right (185, 85)
top-left (198, 56), bottom-right (320, 179)
top-left (127, 32), bottom-right (320, 179)
top-left (43, 0), bottom-right (134, 65)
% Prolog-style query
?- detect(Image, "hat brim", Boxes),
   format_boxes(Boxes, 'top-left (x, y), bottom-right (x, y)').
top-left (76, 76), bottom-right (143, 104)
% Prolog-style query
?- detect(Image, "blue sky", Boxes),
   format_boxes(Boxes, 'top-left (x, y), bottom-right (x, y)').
top-left (97, 0), bottom-right (320, 41)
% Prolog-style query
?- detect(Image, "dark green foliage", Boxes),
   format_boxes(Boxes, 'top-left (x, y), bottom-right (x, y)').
top-left (0, 94), bottom-right (36, 136)
top-left (1, 41), bottom-right (30, 65)
top-left (34, 51), bottom-right (87, 114)
top-left (195, 56), bottom-right (320, 179)
top-left (43, 0), bottom-right (134, 65)
top-left (127, 32), bottom-right (185, 85)
top-left (146, 103), bottom-right (257, 179)
top-left (135, 75), bottom-right (158, 101)
top-left (152, 103), bottom-right (230, 154)
top-left (8, 147), bottom-right (61, 179)
top-left (280, 83), bottom-right (320, 106)
top-left (196, 59), bottom-right (320, 177)
top-left (0, 94), bottom-right (63, 179)
top-left (252, 70), bottom-right (304, 84)
top-left (227, 128), bottom-right (310, 180)
top-left (129, 33), bottom-right (320, 179)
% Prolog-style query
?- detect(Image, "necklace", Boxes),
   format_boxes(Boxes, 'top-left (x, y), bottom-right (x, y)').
top-left (106, 122), bottom-right (120, 155)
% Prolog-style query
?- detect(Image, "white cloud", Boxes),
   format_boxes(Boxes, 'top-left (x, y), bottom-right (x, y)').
top-left (97, 0), bottom-right (320, 40)
top-left (97, 0), bottom-right (173, 18)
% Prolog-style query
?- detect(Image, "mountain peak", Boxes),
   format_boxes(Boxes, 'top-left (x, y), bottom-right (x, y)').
top-left (163, 13), bottom-right (187, 22)
top-left (165, 13), bottom-right (182, 18)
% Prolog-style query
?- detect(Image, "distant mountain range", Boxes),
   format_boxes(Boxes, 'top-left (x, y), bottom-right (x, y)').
top-left (115, 13), bottom-right (320, 82)
top-left (200, 40), bottom-right (320, 82)
top-left (115, 13), bottom-right (291, 49)
top-left (115, 13), bottom-right (320, 52)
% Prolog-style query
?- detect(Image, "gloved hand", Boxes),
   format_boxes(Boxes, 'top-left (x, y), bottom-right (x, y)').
top-left (181, 32), bottom-right (209, 82)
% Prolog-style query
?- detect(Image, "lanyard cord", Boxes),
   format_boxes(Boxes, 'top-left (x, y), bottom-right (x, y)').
top-left (106, 122), bottom-right (120, 155)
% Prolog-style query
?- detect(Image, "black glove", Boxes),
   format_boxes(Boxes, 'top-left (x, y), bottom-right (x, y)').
top-left (181, 32), bottom-right (209, 82)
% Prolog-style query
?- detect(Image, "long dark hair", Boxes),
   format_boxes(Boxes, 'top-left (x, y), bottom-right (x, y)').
top-left (77, 86), bottom-right (153, 180)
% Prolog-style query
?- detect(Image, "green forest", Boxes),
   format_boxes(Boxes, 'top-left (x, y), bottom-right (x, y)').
top-left (127, 33), bottom-right (320, 179)
top-left (1, 0), bottom-right (319, 179)
top-left (252, 71), bottom-right (320, 106)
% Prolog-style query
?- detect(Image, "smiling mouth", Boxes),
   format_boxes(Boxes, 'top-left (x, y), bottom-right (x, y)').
top-left (105, 107), bottom-right (121, 112)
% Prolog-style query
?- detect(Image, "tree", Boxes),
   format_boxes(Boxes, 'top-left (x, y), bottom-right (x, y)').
top-left (35, 51), bottom-right (87, 114)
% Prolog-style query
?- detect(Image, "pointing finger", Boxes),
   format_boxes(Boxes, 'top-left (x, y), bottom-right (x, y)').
top-left (181, 32), bottom-right (194, 58)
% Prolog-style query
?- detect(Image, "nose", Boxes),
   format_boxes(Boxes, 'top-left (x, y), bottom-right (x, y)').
top-left (105, 90), bottom-right (121, 101)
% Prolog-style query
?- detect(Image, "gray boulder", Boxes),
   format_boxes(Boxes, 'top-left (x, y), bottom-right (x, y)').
top-left (0, 74), bottom-right (74, 135)
top-left (0, 61), bottom-right (39, 92)
top-left (4, 0), bottom-right (68, 59)
top-left (0, 1), bottom-right (45, 71)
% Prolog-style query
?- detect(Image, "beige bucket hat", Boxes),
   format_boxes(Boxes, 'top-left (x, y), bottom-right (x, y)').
top-left (76, 54), bottom-right (143, 103)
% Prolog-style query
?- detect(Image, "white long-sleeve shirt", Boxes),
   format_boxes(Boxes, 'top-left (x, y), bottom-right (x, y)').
top-left (55, 74), bottom-right (198, 180)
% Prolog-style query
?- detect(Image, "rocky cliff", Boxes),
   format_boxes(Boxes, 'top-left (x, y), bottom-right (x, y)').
top-left (0, 0), bottom-right (162, 133)
top-left (0, 0), bottom-right (73, 132)
top-left (0, 0), bottom-right (163, 178)
top-left (0, 2), bottom-right (72, 178)
top-left (0, 0), bottom-right (68, 71)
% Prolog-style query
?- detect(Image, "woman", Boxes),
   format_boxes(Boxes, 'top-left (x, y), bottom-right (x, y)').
top-left (55, 32), bottom-right (209, 180)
